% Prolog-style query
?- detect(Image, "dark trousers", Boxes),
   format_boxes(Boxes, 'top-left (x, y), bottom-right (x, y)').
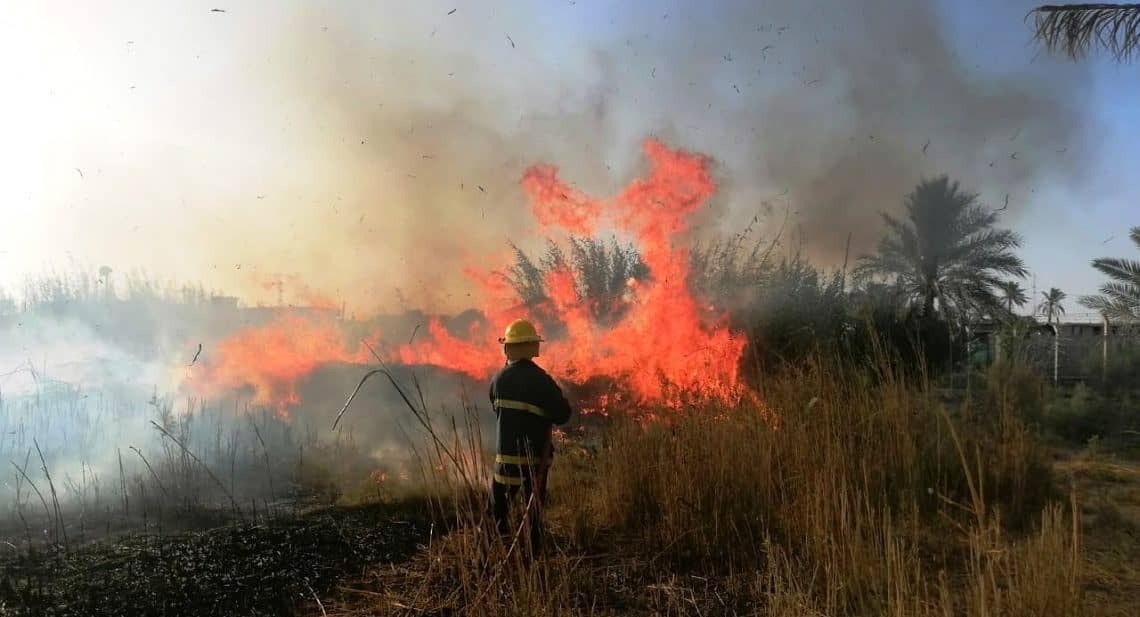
top-left (490, 468), bottom-right (548, 553)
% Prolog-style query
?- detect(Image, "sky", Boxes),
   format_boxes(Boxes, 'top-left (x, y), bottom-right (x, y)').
top-left (933, 1), bottom-right (1140, 316)
top-left (0, 0), bottom-right (1136, 317)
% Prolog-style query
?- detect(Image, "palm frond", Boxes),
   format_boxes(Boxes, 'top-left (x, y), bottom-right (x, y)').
top-left (1098, 280), bottom-right (1140, 302)
top-left (945, 250), bottom-right (1028, 280)
top-left (949, 231), bottom-right (1027, 275)
top-left (1090, 256), bottom-right (1140, 283)
top-left (1079, 294), bottom-right (1110, 312)
top-left (1080, 293), bottom-right (1140, 318)
top-left (954, 204), bottom-right (1001, 239)
top-left (1082, 223), bottom-right (1140, 319)
top-left (854, 251), bottom-right (914, 281)
top-left (1039, 287), bottom-right (1067, 322)
top-left (1039, 300), bottom-right (1067, 318)
top-left (1032, 4), bottom-right (1140, 61)
top-left (998, 281), bottom-right (1029, 305)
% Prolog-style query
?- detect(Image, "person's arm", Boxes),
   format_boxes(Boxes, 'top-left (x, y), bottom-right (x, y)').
top-left (489, 380), bottom-right (498, 418)
top-left (542, 373), bottom-right (573, 425)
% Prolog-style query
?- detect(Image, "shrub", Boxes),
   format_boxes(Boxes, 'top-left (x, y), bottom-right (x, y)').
top-left (1045, 384), bottom-right (1140, 447)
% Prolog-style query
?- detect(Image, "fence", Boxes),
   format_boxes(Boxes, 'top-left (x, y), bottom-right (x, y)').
top-left (1004, 313), bottom-right (1140, 387)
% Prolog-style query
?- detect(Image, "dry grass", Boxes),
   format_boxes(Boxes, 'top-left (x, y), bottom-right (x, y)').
top-left (315, 353), bottom-right (1110, 617)
top-left (1056, 448), bottom-right (1140, 617)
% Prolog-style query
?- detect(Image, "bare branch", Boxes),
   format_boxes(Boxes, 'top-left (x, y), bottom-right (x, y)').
top-left (34, 440), bottom-right (68, 550)
top-left (129, 445), bottom-right (168, 498)
top-left (10, 459), bottom-right (52, 535)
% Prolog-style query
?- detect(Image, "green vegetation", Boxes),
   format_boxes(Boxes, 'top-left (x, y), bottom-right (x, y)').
top-left (1041, 287), bottom-right (1068, 325)
top-left (1033, 4), bottom-right (1140, 61)
top-left (1080, 226), bottom-right (1140, 320)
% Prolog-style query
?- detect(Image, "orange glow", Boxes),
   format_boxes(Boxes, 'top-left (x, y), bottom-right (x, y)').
top-left (183, 139), bottom-right (760, 418)
top-left (521, 164), bottom-right (602, 235)
top-left (397, 139), bottom-right (753, 413)
top-left (184, 312), bottom-right (373, 418)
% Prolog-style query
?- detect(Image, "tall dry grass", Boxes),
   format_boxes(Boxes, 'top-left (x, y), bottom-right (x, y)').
top-left (353, 353), bottom-right (1085, 616)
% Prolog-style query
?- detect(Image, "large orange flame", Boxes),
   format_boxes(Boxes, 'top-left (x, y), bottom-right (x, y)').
top-left (183, 139), bottom-right (755, 416)
top-left (184, 312), bottom-right (374, 418)
top-left (396, 139), bottom-right (749, 411)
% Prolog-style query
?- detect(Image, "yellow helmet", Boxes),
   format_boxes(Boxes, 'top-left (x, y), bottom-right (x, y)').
top-left (498, 319), bottom-right (544, 344)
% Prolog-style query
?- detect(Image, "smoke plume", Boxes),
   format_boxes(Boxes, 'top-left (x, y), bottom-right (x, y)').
top-left (13, 1), bottom-right (1090, 314)
top-left (250, 0), bottom-right (1092, 307)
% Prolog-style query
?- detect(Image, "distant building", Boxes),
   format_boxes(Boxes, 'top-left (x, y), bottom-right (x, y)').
top-left (965, 312), bottom-right (1139, 384)
top-left (1048, 312), bottom-right (1140, 337)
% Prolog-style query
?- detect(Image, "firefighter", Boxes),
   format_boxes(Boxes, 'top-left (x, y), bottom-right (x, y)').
top-left (488, 319), bottom-right (572, 553)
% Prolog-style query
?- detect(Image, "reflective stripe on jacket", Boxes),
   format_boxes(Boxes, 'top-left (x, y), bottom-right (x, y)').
top-left (489, 359), bottom-right (572, 483)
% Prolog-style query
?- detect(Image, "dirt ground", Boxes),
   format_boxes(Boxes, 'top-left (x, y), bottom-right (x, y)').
top-left (1054, 446), bottom-right (1140, 616)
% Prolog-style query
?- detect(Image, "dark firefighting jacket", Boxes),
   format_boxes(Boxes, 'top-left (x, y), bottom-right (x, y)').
top-left (489, 359), bottom-right (572, 486)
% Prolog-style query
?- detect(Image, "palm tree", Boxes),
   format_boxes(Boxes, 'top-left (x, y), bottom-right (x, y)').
top-left (1080, 226), bottom-right (1140, 320)
top-left (1032, 4), bottom-right (1140, 61)
top-left (999, 280), bottom-right (1029, 315)
top-left (1039, 287), bottom-right (1067, 325)
top-left (855, 176), bottom-right (1027, 322)
top-left (1044, 285), bottom-right (1067, 321)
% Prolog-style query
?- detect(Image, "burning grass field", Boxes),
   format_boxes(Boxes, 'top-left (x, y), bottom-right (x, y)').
top-left (3, 354), bottom-right (1138, 616)
top-left (2, 140), bottom-right (1138, 615)
top-left (318, 357), bottom-right (1138, 617)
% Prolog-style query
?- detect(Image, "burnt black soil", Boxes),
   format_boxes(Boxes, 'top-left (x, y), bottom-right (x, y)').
top-left (0, 500), bottom-right (435, 616)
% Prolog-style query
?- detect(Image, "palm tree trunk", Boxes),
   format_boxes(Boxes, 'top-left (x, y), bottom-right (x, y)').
top-left (923, 288), bottom-right (936, 319)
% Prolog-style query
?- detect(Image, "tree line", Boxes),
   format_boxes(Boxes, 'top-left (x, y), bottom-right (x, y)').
top-left (506, 174), bottom-right (1140, 372)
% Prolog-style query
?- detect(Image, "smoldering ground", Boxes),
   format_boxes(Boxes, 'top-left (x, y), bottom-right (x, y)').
top-left (0, 301), bottom-right (489, 526)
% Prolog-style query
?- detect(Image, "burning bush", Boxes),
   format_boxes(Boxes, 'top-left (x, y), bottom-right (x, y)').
top-left (185, 140), bottom-right (756, 417)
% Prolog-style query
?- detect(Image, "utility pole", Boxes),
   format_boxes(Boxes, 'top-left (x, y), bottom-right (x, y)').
top-left (840, 232), bottom-right (852, 294)
top-left (1050, 324), bottom-right (1059, 386)
top-left (1103, 313), bottom-right (1109, 385)
top-left (1031, 272), bottom-right (1037, 320)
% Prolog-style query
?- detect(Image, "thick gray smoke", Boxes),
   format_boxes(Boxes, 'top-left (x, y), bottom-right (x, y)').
top-left (7, 1), bottom-right (1090, 312)
top-left (716, 1), bottom-right (1092, 260)
top-left (264, 0), bottom-right (1090, 291)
